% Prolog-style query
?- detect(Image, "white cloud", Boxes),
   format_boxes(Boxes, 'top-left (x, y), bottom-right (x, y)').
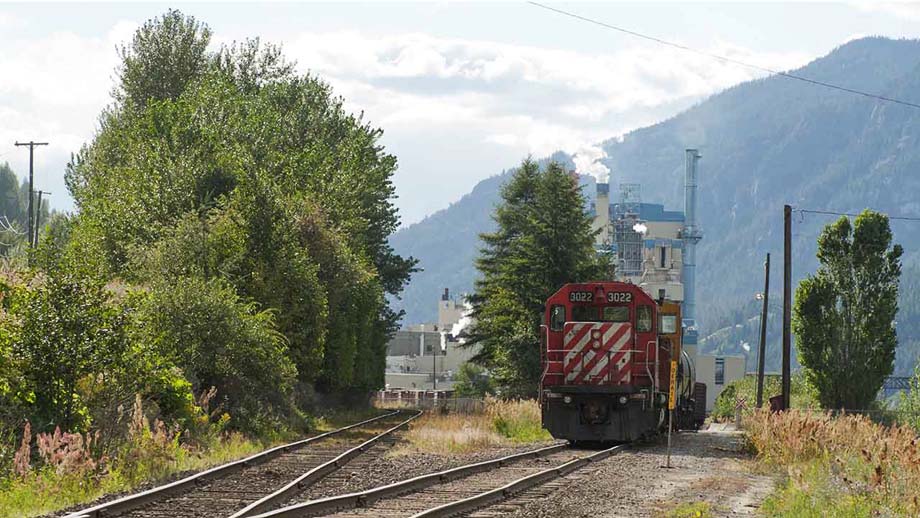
top-left (0, 21), bottom-right (813, 221)
top-left (0, 20), bottom-right (137, 211)
top-left (287, 31), bottom-right (811, 161)
top-left (850, 1), bottom-right (920, 21)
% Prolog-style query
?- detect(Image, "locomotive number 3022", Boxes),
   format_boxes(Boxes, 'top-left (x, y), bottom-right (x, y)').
top-left (607, 292), bottom-right (633, 303)
top-left (568, 291), bottom-right (593, 302)
top-left (568, 291), bottom-right (633, 303)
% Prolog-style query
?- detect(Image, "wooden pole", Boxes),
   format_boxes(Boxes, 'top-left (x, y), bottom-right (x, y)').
top-left (756, 253), bottom-right (770, 408)
top-left (782, 205), bottom-right (792, 410)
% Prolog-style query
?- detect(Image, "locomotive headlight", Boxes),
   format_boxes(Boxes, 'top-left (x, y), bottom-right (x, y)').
top-left (563, 396), bottom-right (572, 404)
top-left (618, 396), bottom-right (628, 405)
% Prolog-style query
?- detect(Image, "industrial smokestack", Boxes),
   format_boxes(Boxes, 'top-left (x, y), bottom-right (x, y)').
top-left (683, 149), bottom-right (702, 322)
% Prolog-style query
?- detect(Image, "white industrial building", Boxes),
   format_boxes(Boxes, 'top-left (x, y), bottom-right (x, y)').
top-left (384, 288), bottom-right (478, 391)
top-left (591, 150), bottom-right (745, 411)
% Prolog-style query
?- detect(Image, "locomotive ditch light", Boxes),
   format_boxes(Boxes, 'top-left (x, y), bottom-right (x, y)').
top-left (563, 396), bottom-right (572, 404)
top-left (618, 395), bottom-right (628, 405)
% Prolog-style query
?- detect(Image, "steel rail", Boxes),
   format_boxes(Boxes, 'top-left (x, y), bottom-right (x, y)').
top-left (62, 410), bottom-right (402, 518)
top-left (230, 410), bottom-right (422, 518)
top-left (248, 442), bottom-right (570, 518)
top-left (411, 443), bottom-right (628, 518)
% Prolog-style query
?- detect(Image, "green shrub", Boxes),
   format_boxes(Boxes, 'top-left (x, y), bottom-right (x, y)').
top-left (13, 273), bottom-right (131, 433)
top-left (453, 362), bottom-right (494, 398)
top-left (712, 372), bottom-right (821, 421)
top-left (143, 367), bottom-right (199, 430)
top-left (136, 277), bottom-right (301, 434)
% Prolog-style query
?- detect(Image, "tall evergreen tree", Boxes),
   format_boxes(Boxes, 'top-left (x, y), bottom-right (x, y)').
top-left (467, 159), bottom-right (609, 397)
top-left (793, 210), bottom-right (902, 409)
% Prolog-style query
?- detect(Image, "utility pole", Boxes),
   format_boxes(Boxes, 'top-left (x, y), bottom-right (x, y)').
top-left (756, 253), bottom-right (770, 408)
top-left (782, 205), bottom-right (792, 410)
top-left (14, 141), bottom-right (49, 248)
top-left (33, 191), bottom-right (49, 247)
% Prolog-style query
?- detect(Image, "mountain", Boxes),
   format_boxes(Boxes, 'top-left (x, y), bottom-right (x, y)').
top-left (391, 37), bottom-right (920, 375)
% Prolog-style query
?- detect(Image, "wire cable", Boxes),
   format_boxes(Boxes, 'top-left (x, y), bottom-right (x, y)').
top-left (527, 1), bottom-right (920, 110)
top-left (794, 208), bottom-right (920, 222)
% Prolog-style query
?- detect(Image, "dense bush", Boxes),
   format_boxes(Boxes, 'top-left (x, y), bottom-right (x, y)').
top-left (0, 13), bottom-right (414, 513)
top-left (453, 362), bottom-right (494, 398)
top-left (136, 278), bottom-right (299, 434)
top-left (0, 18), bottom-right (415, 515)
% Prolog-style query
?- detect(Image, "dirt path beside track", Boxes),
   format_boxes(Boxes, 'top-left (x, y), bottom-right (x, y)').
top-left (468, 424), bottom-right (776, 518)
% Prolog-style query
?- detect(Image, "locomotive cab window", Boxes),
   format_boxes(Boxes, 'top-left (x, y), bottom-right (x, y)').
top-left (550, 305), bottom-right (565, 331)
top-left (571, 305), bottom-right (599, 322)
top-left (659, 314), bottom-right (678, 334)
top-left (636, 305), bottom-right (653, 332)
top-left (602, 306), bottom-right (629, 322)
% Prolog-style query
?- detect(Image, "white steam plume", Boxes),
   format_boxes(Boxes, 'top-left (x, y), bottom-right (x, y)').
top-left (572, 144), bottom-right (610, 184)
top-left (450, 304), bottom-right (474, 344)
top-left (633, 223), bottom-right (648, 234)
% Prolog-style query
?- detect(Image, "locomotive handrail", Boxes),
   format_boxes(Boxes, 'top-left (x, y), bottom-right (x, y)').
top-left (539, 324), bottom-right (550, 389)
top-left (644, 339), bottom-right (655, 390)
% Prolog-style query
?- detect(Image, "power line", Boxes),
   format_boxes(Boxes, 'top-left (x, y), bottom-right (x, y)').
top-left (794, 208), bottom-right (920, 223)
top-left (527, 1), bottom-right (920, 110)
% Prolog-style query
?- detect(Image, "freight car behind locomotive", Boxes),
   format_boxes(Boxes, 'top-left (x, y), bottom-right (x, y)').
top-left (540, 281), bottom-right (705, 443)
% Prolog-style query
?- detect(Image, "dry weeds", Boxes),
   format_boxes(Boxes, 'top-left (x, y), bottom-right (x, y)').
top-left (747, 408), bottom-right (920, 514)
top-left (395, 398), bottom-right (551, 455)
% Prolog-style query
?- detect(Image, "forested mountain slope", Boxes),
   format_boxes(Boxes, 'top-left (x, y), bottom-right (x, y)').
top-left (391, 37), bottom-right (920, 374)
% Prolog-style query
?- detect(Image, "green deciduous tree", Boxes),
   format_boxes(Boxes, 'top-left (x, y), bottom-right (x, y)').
top-left (793, 210), bottom-right (902, 410)
top-left (14, 273), bottom-right (130, 432)
top-left (116, 9), bottom-right (212, 107)
top-left (467, 159), bottom-right (609, 397)
top-left (65, 10), bottom-right (415, 405)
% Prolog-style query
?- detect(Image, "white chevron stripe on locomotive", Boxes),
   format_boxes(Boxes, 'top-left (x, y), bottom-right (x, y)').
top-left (563, 322), bottom-right (632, 384)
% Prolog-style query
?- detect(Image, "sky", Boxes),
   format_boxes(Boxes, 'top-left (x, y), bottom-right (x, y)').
top-left (1, 2), bottom-right (919, 225)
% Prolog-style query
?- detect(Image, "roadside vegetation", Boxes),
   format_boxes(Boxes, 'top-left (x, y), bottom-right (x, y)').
top-left (711, 373), bottom-right (820, 421)
top-left (748, 409), bottom-right (920, 517)
top-left (0, 10), bottom-right (413, 517)
top-left (738, 211), bottom-right (920, 516)
top-left (396, 399), bottom-right (551, 454)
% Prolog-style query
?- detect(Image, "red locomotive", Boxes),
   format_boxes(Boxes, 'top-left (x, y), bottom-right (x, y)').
top-left (540, 281), bottom-right (705, 442)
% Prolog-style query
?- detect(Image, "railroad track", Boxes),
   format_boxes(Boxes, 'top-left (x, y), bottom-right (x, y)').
top-left (248, 442), bottom-right (628, 518)
top-left (64, 410), bottom-right (420, 518)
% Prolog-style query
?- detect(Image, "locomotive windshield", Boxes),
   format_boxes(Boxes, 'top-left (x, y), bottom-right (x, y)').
top-left (571, 305), bottom-right (629, 323)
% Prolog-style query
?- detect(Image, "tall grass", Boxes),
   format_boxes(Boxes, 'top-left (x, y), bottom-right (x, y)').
top-left (0, 395), bottom-right (323, 518)
top-left (746, 409), bottom-right (920, 516)
top-left (400, 398), bottom-right (551, 454)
